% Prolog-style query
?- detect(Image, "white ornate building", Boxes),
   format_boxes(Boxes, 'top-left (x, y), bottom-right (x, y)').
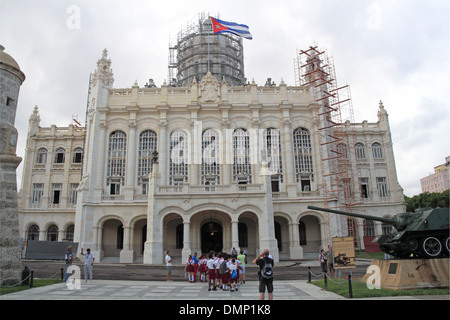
top-left (18, 47), bottom-right (405, 264)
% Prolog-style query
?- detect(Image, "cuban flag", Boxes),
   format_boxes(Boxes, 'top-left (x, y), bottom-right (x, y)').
top-left (210, 17), bottom-right (253, 40)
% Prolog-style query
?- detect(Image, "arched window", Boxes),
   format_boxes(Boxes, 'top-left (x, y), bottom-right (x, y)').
top-left (27, 225), bottom-right (40, 240)
top-left (372, 143), bottom-right (383, 159)
top-left (65, 224), bottom-right (74, 241)
top-left (107, 130), bottom-right (126, 194)
top-left (36, 148), bottom-right (47, 164)
top-left (355, 143), bottom-right (366, 159)
top-left (47, 224), bottom-right (59, 241)
top-left (201, 129), bottom-right (220, 185)
top-left (262, 128), bottom-right (283, 187)
top-left (336, 143), bottom-right (348, 159)
top-left (138, 130), bottom-right (157, 183)
top-left (169, 129), bottom-right (189, 185)
top-left (233, 128), bottom-right (251, 184)
top-left (293, 128), bottom-right (313, 189)
top-left (54, 148), bottom-right (65, 164)
top-left (72, 147), bottom-right (83, 163)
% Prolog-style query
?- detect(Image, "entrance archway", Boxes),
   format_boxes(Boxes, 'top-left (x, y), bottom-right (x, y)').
top-left (201, 222), bottom-right (223, 253)
top-left (102, 218), bottom-right (123, 258)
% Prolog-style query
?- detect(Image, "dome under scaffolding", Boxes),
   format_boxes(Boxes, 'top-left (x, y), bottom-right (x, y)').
top-left (168, 13), bottom-right (246, 87)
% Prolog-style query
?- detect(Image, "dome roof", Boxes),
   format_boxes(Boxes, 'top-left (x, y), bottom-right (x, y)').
top-left (0, 45), bottom-right (25, 82)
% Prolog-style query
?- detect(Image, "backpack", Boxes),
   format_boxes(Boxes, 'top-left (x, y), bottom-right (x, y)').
top-left (231, 269), bottom-right (237, 280)
top-left (219, 260), bottom-right (228, 275)
top-left (261, 258), bottom-right (273, 279)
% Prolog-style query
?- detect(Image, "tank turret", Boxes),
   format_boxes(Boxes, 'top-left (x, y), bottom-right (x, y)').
top-left (307, 205), bottom-right (450, 259)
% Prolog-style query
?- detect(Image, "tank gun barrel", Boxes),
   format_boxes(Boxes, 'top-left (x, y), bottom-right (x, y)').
top-left (307, 206), bottom-right (396, 225)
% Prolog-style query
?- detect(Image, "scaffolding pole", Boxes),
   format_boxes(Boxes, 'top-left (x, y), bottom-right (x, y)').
top-left (297, 45), bottom-right (362, 248)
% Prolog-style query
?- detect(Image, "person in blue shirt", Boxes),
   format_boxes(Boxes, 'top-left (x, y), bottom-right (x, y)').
top-left (192, 252), bottom-right (199, 282)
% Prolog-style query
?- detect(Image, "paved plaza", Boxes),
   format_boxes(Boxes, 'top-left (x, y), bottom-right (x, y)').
top-left (2, 279), bottom-right (343, 300)
top-left (2, 260), bottom-right (448, 301)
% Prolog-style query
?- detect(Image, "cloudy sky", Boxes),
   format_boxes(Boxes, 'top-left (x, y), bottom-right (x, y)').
top-left (1, 0), bottom-right (449, 196)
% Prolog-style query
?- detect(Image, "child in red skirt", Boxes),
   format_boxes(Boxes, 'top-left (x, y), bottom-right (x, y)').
top-left (207, 253), bottom-right (217, 291)
top-left (185, 255), bottom-right (195, 283)
top-left (198, 254), bottom-right (208, 282)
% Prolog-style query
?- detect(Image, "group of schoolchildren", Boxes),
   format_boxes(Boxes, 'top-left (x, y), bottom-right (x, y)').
top-left (185, 250), bottom-right (246, 292)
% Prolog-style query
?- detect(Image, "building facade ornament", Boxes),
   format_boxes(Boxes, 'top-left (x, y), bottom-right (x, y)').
top-left (198, 72), bottom-right (221, 104)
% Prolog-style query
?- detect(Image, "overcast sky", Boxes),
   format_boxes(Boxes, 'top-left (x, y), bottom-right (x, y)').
top-left (1, 0), bottom-right (449, 197)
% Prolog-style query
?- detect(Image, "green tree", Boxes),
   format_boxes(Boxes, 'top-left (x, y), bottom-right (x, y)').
top-left (405, 189), bottom-right (449, 212)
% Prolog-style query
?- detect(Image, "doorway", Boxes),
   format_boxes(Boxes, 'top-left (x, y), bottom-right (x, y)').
top-left (201, 222), bottom-right (223, 253)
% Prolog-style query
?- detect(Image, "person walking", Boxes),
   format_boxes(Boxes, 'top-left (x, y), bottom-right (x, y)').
top-left (185, 255), bottom-right (195, 283)
top-left (198, 254), bottom-right (208, 282)
top-left (252, 249), bottom-right (274, 300)
top-left (192, 252), bottom-right (199, 282)
top-left (207, 253), bottom-right (217, 291)
top-left (319, 249), bottom-right (328, 273)
top-left (325, 245), bottom-right (335, 277)
top-left (237, 250), bottom-right (246, 284)
top-left (165, 251), bottom-right (173, 281)
top-left (229, 258), bottom-right (240, 292)
top-left (81, 248), bottom-right (95, 282)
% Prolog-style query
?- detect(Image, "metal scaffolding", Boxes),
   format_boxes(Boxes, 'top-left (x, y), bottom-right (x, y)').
top-left (168, 13), bottom-right (246, 87)
top-left (297, 45), bottom-right (362, 246)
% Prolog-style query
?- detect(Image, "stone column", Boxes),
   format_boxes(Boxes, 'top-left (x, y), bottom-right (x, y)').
top-left (0, 45), bottom-right (26, 285)
top-left (258, 163), bottom-right (279, 262)
top-left (158, 119), bottom-right (167, 185)
top-left (289, 222), bottom-right (303, 259)
top-left (124, 121), bottom-right (136, 200)
top-left (143, 166), bottom-right (163, 264)
top-left (120, 226), bottom-right (135, 263)
top-left (231, 220), bottom-right (239, 252)
top-left (181, 221), bottom-right (191, 263)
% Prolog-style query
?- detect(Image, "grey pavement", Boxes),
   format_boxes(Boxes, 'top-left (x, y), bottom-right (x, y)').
top-left (2, 279), bottom-right (448, 300)
top-left (2, 279), bottom-right (343, 300)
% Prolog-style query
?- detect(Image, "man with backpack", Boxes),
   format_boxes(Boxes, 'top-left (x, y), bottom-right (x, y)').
top-left (253, 249), bottom-right (274, 300)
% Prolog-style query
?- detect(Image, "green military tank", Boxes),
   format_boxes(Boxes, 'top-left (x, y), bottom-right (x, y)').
top-left (307, 205), bottom-right (450, 259)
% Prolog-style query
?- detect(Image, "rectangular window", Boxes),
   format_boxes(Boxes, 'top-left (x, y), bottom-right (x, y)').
top-left (69, 183), bottom-right (79, 204)
top-left (376, 177), bottom-right (388, 198)
top-left (110, 181), bottom-right (121, 195)
top-left (360, 177), bottom-right (369, 198)
top-left (271, 176), bottom-right (280, 192)
top-left (141, 178), bottom-right (149, 195)
top-left (300, 174), bottom-right (311, 191)
top-left (51, 183), bottom-right (62, 204)
top-left (32, 183), bottom-right (44, 204)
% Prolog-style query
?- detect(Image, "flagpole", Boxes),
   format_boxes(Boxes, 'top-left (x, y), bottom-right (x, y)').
top-left (207, 16), bottom-right (211, 73)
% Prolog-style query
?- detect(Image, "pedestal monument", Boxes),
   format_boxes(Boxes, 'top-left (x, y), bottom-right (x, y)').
top-left (0, 45), bottom-right (26, 285)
